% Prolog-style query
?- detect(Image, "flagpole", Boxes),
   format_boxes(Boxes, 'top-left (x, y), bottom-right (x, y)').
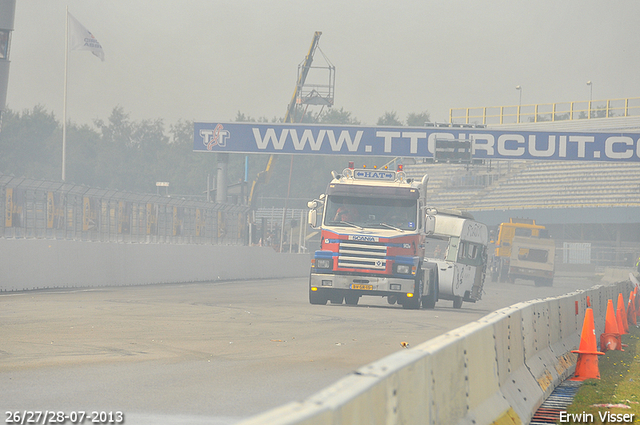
top-left (62, 6), bottom-right (68, 182)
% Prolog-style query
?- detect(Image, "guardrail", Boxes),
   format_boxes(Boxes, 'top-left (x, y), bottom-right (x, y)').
top-left (239, 277), bottom-right (633, 425)
top-left (450, 96), bottom-right (640, 125)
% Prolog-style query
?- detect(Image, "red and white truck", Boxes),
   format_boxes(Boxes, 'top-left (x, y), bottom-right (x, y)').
top-left (307, 163), bottom-right (488, 309)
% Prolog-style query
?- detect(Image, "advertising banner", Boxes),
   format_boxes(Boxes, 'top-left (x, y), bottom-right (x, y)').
top-left (146, 203), bottom-right (156, 235)
top-left (118, 201), bottom-right (130, 234)
top-left (5, 187), bottom-right (12, 227)
top-left (47, 192), bottom-right (65, 229)
top-left (172, 206), bottom-right (183, 236)
top-left (195, 208), bottom-right (205, 237)
top-left (194, 122), bottom-right (640, 162)
top-left (5, 188), bottom-right (23, 228)
top-left (82, 197), bottom-right (98, 231)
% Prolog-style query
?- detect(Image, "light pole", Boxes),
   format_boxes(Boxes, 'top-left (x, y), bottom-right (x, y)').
top-left (586, 81), bottom-right (593, 118)
top-left (0, 0), bottom-right (16, 130)
top-left (515, 85), bottom-right (522, 123)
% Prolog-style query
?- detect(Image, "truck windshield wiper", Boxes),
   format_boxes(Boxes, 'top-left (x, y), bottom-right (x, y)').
top-left (367, 222), bottom-right (405, 232)
top-left (334, 220), bottom-right (364, 230)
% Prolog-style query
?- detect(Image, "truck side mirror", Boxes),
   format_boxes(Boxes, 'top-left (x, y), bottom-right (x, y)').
top-left (308, 209), bottom-right (318, 228)
top-left (425, 215), bottom-right (436, 235)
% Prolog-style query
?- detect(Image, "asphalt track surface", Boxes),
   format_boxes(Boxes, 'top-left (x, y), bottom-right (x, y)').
top-left (0, 274), bottom-right (600, 424)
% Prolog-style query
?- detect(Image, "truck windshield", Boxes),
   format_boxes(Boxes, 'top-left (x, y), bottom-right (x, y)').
top-left (517, 248), bottom-right (549, 263)
top-left (425, 237), bottom-right (449, 259)
top-left (325, 195), bottom-right (417, 231)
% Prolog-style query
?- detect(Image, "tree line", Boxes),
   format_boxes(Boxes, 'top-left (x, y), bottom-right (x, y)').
top-left (0, 105), bottom-right (430, 206)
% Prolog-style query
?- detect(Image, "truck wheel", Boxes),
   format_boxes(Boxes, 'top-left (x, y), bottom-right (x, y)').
top-left (403, 273), bottom-right (423, 310)
top-left (453, 296), bottom-right (463, 309)
top-left (329, 293), bottom-right (344, 304)
top-left (345, 294), bottom-right (360, 305)
top-left (387, 296), bottom-right (397, 305)
top-left (422, 269), bottom-right (438, 309)
top-left (402, 295), bottom-right (421, 310)
top-left (309, 289), bottom-right (327, 305)
top-left (535, 278), bottom-right (553, 287)
top-left (422, 290), bottom-right (437, 309)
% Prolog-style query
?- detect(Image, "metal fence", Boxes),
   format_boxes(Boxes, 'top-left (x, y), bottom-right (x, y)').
top-left (449, 96), bottom-right (640, 125)
top-left (557, 242), bottom-right (638, 268)
top-left (1, 174), bottom-right (250, 245)
top-left (253, 206), bottom-right (313, 253)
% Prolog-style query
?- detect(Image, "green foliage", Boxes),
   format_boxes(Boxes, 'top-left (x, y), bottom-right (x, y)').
top-left (0, 105), bottom-right (61, 180)
top-left (0, 105), bottom-right (215, 195)
top-left (319, 107), bottom-right (361, 125)
top-left (406, 111), bottom-right (431, 126)
top-left (0, 105), bottom-right (428, 206)
top-left (377, 111), bottom-right (403, 126)
top-left (531, 115), bottom-right (551, 122)
top-left (234, 111), bottom-right (255, 122)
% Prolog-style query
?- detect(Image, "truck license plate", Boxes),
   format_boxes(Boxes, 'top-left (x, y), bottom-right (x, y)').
top-left (351, 284), bottom-right (373, 290)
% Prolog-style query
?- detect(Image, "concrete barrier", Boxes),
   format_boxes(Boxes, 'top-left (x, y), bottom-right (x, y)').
top-left (602, 267), bottom-right (636, 283)
top-left (0, 239), bottom-right (310, 291)
top-left (239, 279), bottom-right (634, 425)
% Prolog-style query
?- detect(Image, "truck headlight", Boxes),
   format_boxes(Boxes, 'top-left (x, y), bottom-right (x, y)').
top-left (316, 258), bottom-right (332, 269)
top-left (395, 264), bottom-right (411, 275)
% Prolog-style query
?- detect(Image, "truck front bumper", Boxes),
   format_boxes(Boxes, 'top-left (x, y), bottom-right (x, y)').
top-left (509, 266), bottom-right (554, 280)
top-left (309, 273), bottom-right (416, 297)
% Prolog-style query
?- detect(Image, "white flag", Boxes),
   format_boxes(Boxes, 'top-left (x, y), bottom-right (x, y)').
top-left (68, 12), bottom-right (105, 62)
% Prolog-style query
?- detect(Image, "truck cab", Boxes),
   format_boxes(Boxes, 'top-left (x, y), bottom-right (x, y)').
top-left (508, 236), bottom-right (556, 286)
top-left (490, 218), bottom-right (555, 286)
top-left (422, 209), bottom-right (489, 309)
top-left (307, 165), bottom-right (432, 309)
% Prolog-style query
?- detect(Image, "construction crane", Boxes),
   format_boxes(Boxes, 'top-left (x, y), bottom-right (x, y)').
top-left (284, 31), bottom-right (324, 124)
top-left (247, 31), bottom-right (332, 210)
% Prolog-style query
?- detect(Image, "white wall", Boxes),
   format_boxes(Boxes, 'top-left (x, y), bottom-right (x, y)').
top-left (0, 239), bottom-right (310, 291)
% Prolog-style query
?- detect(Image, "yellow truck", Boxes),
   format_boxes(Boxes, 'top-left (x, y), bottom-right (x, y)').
top-left (490, 218), bottom-right (555, 286)
top-left (507, 235), bottom-right (555, 286)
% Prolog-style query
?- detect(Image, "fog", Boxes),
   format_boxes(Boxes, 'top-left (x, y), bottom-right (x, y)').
top-left (7, 1), bottom-right (640, 127)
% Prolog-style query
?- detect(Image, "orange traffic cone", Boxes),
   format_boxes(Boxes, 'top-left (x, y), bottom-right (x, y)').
top-left (629, 293), bottom-right (637, 326)
top-left (571, 307), bottom-right (605, 381)
top-left (600, 299), bottom-right (622, 352)
top-left (617, 293), bottom-right (629, 335)
top-left (622, 294), bottom-right (630, 333)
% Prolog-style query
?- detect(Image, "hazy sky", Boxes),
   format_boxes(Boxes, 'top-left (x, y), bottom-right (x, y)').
top-left (6, 1), bottom-right (640, 127)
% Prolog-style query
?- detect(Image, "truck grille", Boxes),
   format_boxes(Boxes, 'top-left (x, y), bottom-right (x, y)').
top-left (337, 242), bottom-right (387, 270)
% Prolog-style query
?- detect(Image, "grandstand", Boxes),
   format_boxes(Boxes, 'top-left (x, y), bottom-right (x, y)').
top-left (405, 160), bottom-right (640, 212)
top-left (405, 159), bottom-right (640, 268)
top-left (404, 115), bottom-right (640, 268)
